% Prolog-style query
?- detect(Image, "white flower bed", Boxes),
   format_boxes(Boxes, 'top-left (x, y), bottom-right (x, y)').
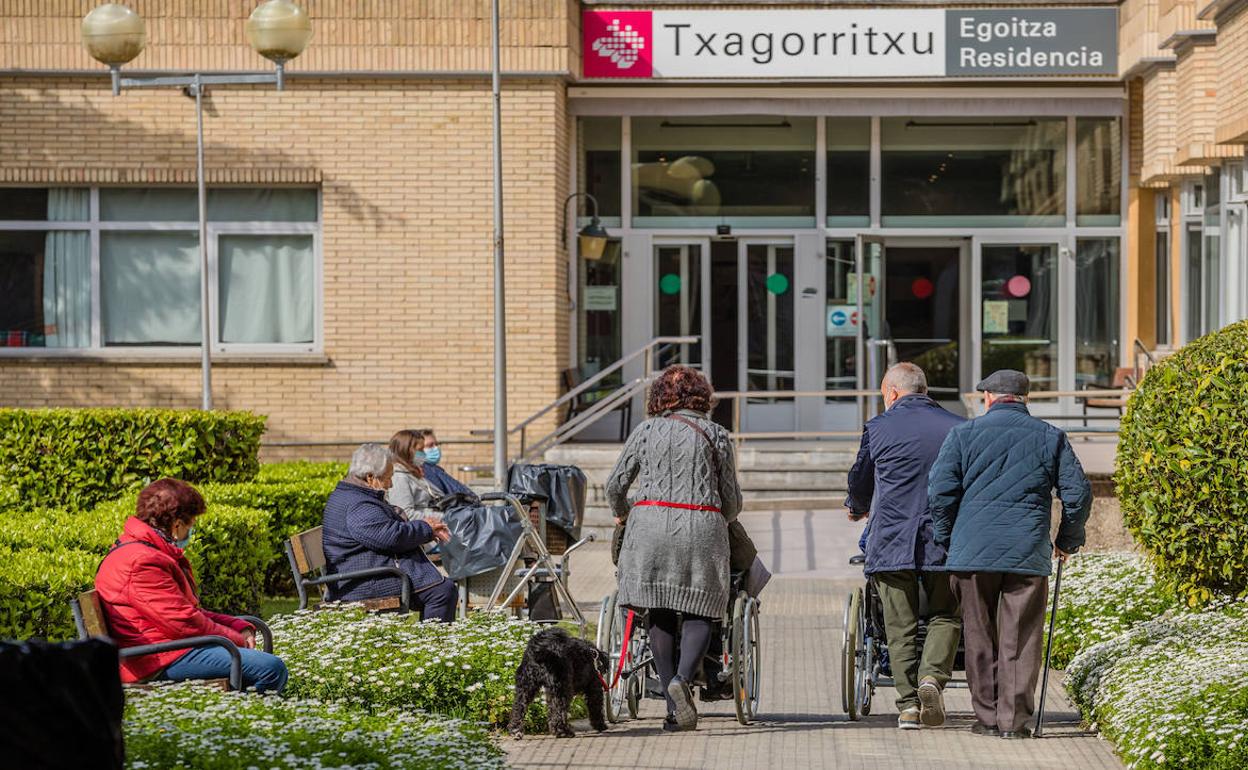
top-left (267, 606), bottom-right (566, 730)
top-left (125, 683), bottom-right (505, 770)
top-left (1066, 593), bottom-right (1248, 769)
top-left (1048, 552), bottom-right (1176, 668)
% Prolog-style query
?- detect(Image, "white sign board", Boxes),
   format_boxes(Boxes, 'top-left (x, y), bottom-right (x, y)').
top-left (827, 305), bottom-right (861, 338)
top-left (584, 285), bottom-right (618, 312)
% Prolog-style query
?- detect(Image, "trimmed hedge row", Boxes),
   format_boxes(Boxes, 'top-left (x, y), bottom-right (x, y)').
top-left (199, 478), bottom-right (340, 592)
top-left (254, 460), bottom-right (347, 485)
top-left (1116, 319), bottom-right (1248, 604)
top-left (0, 500), bottom-right (272, 641)
top-left (0, 408), bottom-right (266, 511)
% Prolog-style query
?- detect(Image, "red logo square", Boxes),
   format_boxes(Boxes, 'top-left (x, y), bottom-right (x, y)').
top-left (583, 11), bottom-right (652, 79)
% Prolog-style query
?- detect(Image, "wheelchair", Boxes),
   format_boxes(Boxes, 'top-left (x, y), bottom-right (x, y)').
top-left (841, 574), bottom-right (964, 721)
top-left (597, 570), bottom-right (762, 725)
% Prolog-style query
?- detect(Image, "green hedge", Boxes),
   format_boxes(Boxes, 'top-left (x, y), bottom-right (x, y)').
top-left (199, 478), bottom-right (338, 592)
top-left (254, 460), bottom-right (347, 485)
top-left (0, 408), bottom-right (266, 511)
top-left (0, 499), bottom-right (272, 640)
top-left (1116, 320), bottom-right (1248, 604)
top-left (125, 684), bottom-right (505, 770)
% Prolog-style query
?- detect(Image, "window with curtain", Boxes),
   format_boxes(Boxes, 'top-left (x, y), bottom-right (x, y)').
top-left (882, 117), bottom-right (1066, 226)
top-left (1075, 238), bottom-right (1121, 388)
top-left (0, 186), bottom-right (320, 352)
top-left (0, 188), bottom-right (91, 348)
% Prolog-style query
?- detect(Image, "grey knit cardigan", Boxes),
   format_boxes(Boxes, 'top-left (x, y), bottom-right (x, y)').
top-left (605, 409), bottom-right (743, 618)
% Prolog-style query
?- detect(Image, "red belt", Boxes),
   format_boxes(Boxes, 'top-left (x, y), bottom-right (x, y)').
top-left (633, 500), bottom-right (722, 513)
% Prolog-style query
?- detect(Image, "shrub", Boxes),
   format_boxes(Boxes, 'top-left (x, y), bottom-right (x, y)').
top-left (198, 478), bottom-right (339, 593)
top-left (1115, 319), bottom-right (1248, 604)
top-left (0, 499), bottom-right (272, 639)
top-left (0, 546), bottom-right (98, 641)
top-left (1047, 552), bottom-right (1177, 669)
top-left (0, 408), bottom-right (266, 511)
top-left (125, 683), bottom-right (505, 770)
top-left (269, 607), bottom-right (578, 730)
top-left (1066, 598), bottom-right (1248, 769)
top-left (254, 460), bottom-right (347, 485)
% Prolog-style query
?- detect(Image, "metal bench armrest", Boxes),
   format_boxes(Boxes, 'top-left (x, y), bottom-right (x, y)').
top-left (121, 635), bottom-right (243, 691)
top-left (303, 566), bottom-right (412, 613)
top-left (234, 615), bottom-right (273, 653)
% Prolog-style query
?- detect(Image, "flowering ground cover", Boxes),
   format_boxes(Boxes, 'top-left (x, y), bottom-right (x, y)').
top-left (1057, 552), bottom-right (1248, 769)
top-left (1048, 552), bottom-right (1177, 668)
top-left (269, 606), bottom-right (575, 731)
top-left (125, 683), bottom-right (505, 770)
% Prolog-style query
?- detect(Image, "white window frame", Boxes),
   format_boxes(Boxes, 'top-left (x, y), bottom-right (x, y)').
top-left (0, 185), bottom-right (323, 358)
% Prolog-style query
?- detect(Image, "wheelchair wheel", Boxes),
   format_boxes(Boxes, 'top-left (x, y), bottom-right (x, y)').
top-left (842, 587), bottom-right (863, 721)
top-left (596, 591), bottom-right (632, 723)
top-left (732, 594), bottom-right (761, 725)
top-left (858, 636), bottom-right (875, 717)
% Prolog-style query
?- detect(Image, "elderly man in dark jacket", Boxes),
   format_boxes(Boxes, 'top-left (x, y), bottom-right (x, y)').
top-left (322, 443), bottom-right (457, 621)
top-left (846, 362), bottom-right (964, 730)
top-left (928, 369), bottom-right (1091, 739)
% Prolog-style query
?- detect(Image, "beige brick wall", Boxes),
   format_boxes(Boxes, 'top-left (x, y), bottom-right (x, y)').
top-left (0, 1), bottom-right (574, 74)
top-left (1214, 4), bottom-right (1248, 144)
top-left (1140, 65), bottom-right (1178, 184)
top-left (1119, 0), bottom-right (1162, 75)
top-left (0, 75), bottom-right (571, 466)
top-left (1173, 41), bottom-right (1221, 165)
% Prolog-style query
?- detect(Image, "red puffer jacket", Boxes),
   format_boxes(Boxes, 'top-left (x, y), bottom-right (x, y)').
top-left (94, 516), bottom-right (254, 683)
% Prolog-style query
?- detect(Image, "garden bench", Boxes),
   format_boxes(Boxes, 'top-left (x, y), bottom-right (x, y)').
top-left (70, 589), bottom-right (272, 692)
top-left (285, 525), bottom-right (412, 613)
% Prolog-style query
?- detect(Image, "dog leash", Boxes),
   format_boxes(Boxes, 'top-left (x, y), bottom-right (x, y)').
top-left (595, 608), bottom-right (637, 691)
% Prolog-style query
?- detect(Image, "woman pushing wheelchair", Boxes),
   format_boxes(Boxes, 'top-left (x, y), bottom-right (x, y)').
top-left (605, 365), bottom-right (744, 732)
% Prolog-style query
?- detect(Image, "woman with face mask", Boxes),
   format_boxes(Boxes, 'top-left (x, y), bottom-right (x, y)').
top-left (94, 478), bottom-right (289, 691)
top-left (387, 429), bottom-right (445, 519)
top-left (414, 427), bottom-right (477, 501)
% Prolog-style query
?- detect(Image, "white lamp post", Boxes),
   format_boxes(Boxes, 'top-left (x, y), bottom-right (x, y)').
top-left (82, 2), bottom-right (312, 411)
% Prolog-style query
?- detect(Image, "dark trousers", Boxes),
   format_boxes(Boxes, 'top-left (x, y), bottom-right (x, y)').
top-left (874, 570), bottom-right (961, 710)
top-left (949, 571), bottom-right (1048, 733)
top-left (416, 579), bottom-right (459, 622)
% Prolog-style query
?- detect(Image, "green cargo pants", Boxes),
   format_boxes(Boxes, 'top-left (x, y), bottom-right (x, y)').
top-left (873, 570), bottom-right (961, 711)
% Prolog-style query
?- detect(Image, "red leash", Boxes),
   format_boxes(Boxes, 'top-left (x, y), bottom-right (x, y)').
top-left (596, 609), bottom-right (636, 691)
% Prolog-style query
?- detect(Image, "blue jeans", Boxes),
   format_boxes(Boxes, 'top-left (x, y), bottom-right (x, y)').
top-left (160, 645), bottom-right (289, 693)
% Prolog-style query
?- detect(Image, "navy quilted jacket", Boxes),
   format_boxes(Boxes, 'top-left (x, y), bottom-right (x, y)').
top-left (928, 401), bottom-right (1092, 576)
top-left (845, 394), bottom-right (965, 575)
top-left (321, 480), bottom-right (446, 602)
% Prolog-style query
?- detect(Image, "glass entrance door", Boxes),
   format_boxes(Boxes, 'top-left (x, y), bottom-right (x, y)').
top-left (653, 241), bottom-right (708, 368)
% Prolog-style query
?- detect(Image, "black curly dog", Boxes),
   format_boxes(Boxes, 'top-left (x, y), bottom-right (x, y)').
top-left (508, 627), bottom-right (609, 738)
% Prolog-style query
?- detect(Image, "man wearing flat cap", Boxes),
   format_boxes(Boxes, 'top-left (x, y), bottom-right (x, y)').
top-left (927, 369), bottom-right (1091, 739)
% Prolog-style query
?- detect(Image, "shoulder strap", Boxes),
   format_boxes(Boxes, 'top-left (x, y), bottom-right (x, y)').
top-left (666, 413), bottom-right (722, 479)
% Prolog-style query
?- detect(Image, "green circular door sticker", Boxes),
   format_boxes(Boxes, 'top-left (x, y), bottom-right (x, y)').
top-left (766, 273), bottom-right (790, 295)
top-left (659, 273), bottom-right (682, 295)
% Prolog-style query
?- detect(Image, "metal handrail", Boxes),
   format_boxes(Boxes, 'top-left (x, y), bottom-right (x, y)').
top-left (1132, 338), bottom-right (1156, 383)
top-left (520, 375), bottom-right (653, 460)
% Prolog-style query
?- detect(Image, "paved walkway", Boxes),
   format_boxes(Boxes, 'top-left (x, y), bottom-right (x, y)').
top-left (504, 508), bottom-right (1123, 769)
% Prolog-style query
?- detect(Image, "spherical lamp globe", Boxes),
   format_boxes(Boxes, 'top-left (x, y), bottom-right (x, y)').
top-left (81, 4), bottom-right (146, 67)
top-left (246, 0), bottom-right (313, 65)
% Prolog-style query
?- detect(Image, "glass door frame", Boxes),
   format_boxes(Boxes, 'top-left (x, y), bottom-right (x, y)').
top-left (651, 236), bottom-right (712, 370)
top-left (970, 233), bottom-right (1076, 417)
top-left (736, 236), bottom-right (799, 433)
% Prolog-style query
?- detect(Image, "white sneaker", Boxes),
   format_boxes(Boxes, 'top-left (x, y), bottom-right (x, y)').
top-left (898, 707), bottom-right (921, 730)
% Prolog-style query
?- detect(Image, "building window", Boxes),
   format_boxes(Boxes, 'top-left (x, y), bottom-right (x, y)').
top-left (1075, 118), bottom-right (1122, 226)
top-left (826, 118), bottom-right (870, 226)
top-left (577, 240), bottom-right (623, 381)
top-left (1185, 226), bottom-right (1203, 342)
top-left (0, 186), bottom-right (320, 353)
top-left (1075, 238), bottom-right (1121, 388)
top-left (578, 117), bottom-right (622, 227)
top-left (631, 116), bottom-right (816, 227)
top-left (1155, 223), bottom-right (1170, 347)
top-left (881, 117), bottom-right (1065, 227)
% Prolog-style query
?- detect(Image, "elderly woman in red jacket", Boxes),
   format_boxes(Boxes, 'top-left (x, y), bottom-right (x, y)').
top-left (95, 478), bottom-right (288, 692)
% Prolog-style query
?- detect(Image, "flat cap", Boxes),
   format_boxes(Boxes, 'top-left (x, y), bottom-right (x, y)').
top-left (975, 369), bottom-right (1030, 396)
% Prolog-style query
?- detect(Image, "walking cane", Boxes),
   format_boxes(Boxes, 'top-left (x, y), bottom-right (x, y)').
top-left (1033, 557), bottom-right (1064, 738)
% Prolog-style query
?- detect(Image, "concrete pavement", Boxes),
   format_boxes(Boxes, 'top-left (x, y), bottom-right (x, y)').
top-left (503, 508), bottom-right (1123, 770)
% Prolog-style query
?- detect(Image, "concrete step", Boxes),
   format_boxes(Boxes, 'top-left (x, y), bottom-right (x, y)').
top-left (736, 468), bottom-right (849, 488)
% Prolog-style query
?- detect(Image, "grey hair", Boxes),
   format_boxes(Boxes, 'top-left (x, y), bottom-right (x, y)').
top-left (882, 362), bottom-right (928, 395)
top-left (349, 442), bottom-right (393, 479)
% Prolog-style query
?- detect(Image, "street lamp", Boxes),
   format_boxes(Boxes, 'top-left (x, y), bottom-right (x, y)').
top-left (81, 2), bottom-right (312, 411)
top-left (563, 192), bottom-right (610, 261)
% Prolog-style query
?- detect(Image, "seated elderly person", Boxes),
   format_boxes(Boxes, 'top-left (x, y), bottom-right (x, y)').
top-left (414, 427), bottom-right (478, 501)
top-left (322, 443), bottom-right (457, 621)
top-left (96, 478), bottom-right (288, 692)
